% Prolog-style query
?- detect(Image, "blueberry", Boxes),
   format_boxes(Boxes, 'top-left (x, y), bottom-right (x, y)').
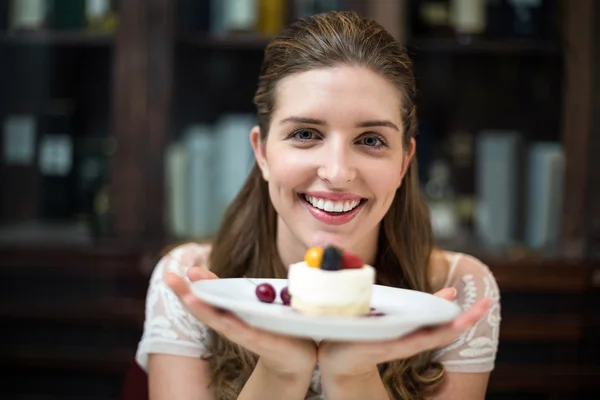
top-left (320, 245), bottom-right (343, 271)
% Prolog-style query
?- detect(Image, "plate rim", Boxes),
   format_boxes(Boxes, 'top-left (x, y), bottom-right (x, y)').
top-left (190, 278), bottom-right (462, 328)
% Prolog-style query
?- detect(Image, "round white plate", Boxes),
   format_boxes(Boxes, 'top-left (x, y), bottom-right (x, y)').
top-left (191, 278), bottom-right (461, 342)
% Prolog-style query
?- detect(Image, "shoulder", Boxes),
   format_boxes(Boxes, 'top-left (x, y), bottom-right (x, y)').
top-left (434, 251), bottom-right (500, 302)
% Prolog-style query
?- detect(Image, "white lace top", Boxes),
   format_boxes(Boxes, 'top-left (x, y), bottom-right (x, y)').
top-left (136, 243), bottom-right (501, 397)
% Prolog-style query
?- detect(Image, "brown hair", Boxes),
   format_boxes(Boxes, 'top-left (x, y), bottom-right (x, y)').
top-left (204, 11), bottom-right (443, 400)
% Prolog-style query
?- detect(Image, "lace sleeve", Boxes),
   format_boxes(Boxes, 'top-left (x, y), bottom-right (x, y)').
top-left (432, 254), bottom-right (501, 373)
top-left (135, 243), bottom-right (213, 371)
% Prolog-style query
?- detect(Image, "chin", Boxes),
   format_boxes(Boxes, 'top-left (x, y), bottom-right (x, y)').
top-left (306, 230), bottom-right (356, 250)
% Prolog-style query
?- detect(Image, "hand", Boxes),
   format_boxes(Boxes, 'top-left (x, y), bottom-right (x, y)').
top-left (317, 287), bottom-right (493, 378)
top-left (164, 267), bottom-right (318, 378)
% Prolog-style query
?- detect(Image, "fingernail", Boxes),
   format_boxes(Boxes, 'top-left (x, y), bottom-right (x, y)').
top-left (450, 288), bottom-right (457, 298)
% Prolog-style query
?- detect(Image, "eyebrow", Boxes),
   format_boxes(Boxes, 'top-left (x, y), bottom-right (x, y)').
top-left (279, 116), bottom-right (400, 132)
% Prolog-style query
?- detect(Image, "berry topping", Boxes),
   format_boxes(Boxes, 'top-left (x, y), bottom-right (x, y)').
top-left (280, 286), bottom-right (291, 305)
top-left (320, 245), bottom-right (343, 271)
top-left (341, 251), bottom-right (363, 269)
top-left (367, 312), bottom-right (386, 317)
top-left (255, 283), bottom-right (276, 303)
top-left (304, 247), bottom-right (323, 268)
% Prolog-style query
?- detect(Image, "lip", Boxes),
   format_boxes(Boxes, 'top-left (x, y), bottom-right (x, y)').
top-left (299, 193), bottom-right (366, 226)
top-left (302, 191), bottom-right (363, 201)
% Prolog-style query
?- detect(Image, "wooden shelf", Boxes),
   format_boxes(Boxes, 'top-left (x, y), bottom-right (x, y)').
top-left (178, 33), bottom-right (272, 50)
top-left (0, 241), bottom-right (159, 280)
top-left (407, 37), bottom-right (563, 55)
top-left (499, 315), bottom-right (585, 341)
top-left (486, 257), bottom-right (597, 292)
top-left (0, 299), bottom-right (145, 327)
top-left (177, 33), bottom-right (562, 55)
top-left (2, 346), bottom-right (134, 374)
top-left (490, 365), bottom-right (600, 391)
top-left (0, 31), bottom-right (114, 46)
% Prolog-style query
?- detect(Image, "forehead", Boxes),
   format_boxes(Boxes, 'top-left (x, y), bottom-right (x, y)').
top-left (272, 66), bottom-right (402, 124)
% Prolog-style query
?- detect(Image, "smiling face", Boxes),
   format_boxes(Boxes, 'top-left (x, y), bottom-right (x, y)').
top-left (251, 65), bottom-right (415, 266)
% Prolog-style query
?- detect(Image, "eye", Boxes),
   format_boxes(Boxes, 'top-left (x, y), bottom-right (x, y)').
top-left (290, 128), bottom-right (318, 141)
top-left (357, 134), bottom-right (386, 148)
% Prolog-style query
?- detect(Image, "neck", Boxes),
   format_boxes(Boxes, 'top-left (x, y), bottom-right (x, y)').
top-left (275, 217), bottom-right (381, 269)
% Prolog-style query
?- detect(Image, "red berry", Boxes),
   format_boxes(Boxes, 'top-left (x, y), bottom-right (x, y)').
top-left (367, 312), bottom-right (386, 317)
top-left (280, 286), bottom-right (291, 305)
top-left (341, 251), bottom-right (363, 269)
top-left (255, 283), bottom-right (276, 303)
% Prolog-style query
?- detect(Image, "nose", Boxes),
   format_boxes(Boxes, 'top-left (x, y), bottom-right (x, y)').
top-left (317, 143), bottom-right (357, 186)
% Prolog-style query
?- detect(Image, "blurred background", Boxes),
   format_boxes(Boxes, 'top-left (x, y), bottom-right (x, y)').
top-left (0, 0), bottom-right (598, 399)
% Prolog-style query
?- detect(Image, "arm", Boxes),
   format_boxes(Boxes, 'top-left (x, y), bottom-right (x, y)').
top-left (238, 358), bottom-right (314, 400)
top-left (138, 244), bottom-right (216, 399)
top-left (320, 366), bottom-right (389, 400)
top-left (149, 353), bottom-right (313, 400)
top-left (148, 355), bottom-right (216, 400)
top-left (426, 372), bottom-right (490, 400)
top-left (322, 369), bottom-right (491, 400)
top-left (428, 253), bottom-right (501, 400)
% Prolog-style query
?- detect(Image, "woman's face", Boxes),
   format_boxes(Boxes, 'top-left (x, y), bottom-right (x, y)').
top-left (251, 65), bottom-right (414, 264)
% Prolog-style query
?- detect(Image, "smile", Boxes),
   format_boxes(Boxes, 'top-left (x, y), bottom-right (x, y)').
top-left (299, 193), bottom-right (367, 226)
top-left (303, 194), bottom-right (362, 213)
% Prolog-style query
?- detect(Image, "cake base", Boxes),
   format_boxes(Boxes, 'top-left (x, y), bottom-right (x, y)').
top-left (291, 296), bottom-right (370, 317)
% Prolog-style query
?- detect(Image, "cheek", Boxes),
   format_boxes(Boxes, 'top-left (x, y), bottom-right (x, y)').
top-left (365, 163), bottom-right (404, 197)
top-left (266, 149), bottom-right (314, 189)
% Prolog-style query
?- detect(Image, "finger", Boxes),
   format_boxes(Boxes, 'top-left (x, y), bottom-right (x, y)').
top-left (405, 298), bottom-right (493, 348)
top-left (164, 271), bottom-right (227, 326)
top-left (164, 271), bottom-right (260, 345)
top-left (220, 313), bottom-right (313, 355)
top-left (451, 298), bottom-right (493, 330)
top-left (433, 287), bottom-right (457, 301)
top-left (187, 266), bottom-right (218, 282)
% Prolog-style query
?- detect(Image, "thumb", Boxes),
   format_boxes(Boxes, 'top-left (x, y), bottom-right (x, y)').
top-left (434, 287), bottom-right (457, 301)
top-left (187, 266), bottom-right (218, 282)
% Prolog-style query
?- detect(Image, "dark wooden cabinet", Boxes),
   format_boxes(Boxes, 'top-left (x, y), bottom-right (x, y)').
top-left (0, 0), bottom-right (598, 399)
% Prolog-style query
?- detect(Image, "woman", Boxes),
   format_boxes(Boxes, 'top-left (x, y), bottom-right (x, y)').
top-left (136, 11), bottom-right (500, 400)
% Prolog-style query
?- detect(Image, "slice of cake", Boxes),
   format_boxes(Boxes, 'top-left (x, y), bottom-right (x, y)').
top-left (287, 245), bottom-right (375, 316)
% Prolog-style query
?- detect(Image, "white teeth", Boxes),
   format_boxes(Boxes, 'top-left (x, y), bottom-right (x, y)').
top-left (324, 200), bottom-right (334, 212)
top-left (343, 201), bottom-right (353, 212)
top-left (304, 195), bottom-right (361, 213)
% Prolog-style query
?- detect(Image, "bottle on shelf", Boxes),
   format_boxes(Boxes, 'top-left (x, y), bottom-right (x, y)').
top-left (486, 0), bottom-right (545, 39)
top-left (258, 0), bottom-right (286, 36)
top-left (85, 0), bottom-right (117, 33)
top-left (211, 0), bottom-right (258, 36)
top-left (8, 0), bottom-right (48, 32)
top-left (450, 0), bottom-right (487, 44)
top-left (411, 0), bottom-right (453, 38)
top-left (37, 99), bottom-right (77, 222)
top-left (424, 159), bottom-right (460, 242)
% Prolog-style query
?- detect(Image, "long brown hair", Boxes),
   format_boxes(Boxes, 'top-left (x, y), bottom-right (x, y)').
top-left (204, 11), bottom-right (443, 400)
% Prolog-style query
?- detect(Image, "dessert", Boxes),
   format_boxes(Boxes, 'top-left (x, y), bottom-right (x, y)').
top-left (287, 245), bottom-right (376, 316)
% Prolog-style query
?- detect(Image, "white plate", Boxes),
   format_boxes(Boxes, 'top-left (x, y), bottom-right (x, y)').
top-left (191, 278), bottom-right (461, 342)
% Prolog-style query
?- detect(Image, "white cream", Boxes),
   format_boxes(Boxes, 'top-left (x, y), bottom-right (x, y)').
top-left (287, 261), bottom-right (375, 307)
